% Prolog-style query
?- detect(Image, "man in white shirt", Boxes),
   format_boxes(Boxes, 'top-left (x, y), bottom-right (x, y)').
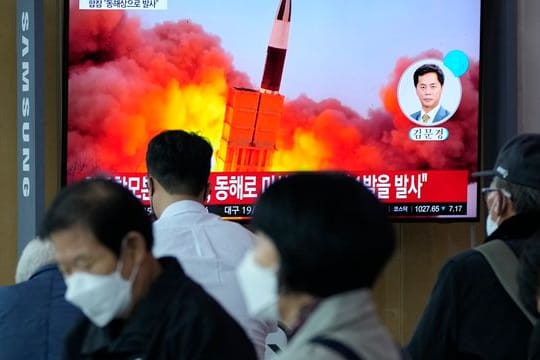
top-left (146, 130), bottom-right (276, 359)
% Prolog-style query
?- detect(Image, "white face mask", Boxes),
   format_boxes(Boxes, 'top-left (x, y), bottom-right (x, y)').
top-left (236, 250), bottom-right (279, 321)
top-left (65, 261), bottom-right (139, 327)
top-left (485, 215), bottom-right (499, 236)
top-left (486, 199), bottom-right (501, 236)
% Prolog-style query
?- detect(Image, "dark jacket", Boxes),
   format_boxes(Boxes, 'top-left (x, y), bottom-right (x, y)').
top-left (63, 257), bottom-right (258, 360)
top-left (529, 321), bottom-right (540, 360)
top-left (0, 264), bottom-right (82, 360)
top-left (407, 212), bottom-right (540, 360)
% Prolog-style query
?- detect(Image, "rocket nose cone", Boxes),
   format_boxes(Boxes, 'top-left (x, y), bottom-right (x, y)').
top-left (276, 0), bottom-right (291, 22)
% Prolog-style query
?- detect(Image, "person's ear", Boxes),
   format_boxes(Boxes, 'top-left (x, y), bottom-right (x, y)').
top-left (487, 195), bottom-right (500, 219)
top-left (204, 182), bottom-right (211, 203)
top-left (498, 194), bottom-right (507, 215)
top-left (493, 194), bottom-right (503, 215)
top-left (147, 176), bottom-right (155, 196)
top-left (499, 194), bottom-right (515, 219)
top-left (120, 231), bottom-right (147, 277)
top-left (490, 191), bottom-right (512, 220)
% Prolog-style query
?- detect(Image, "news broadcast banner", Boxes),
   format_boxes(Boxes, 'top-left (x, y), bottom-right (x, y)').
top-left (110, 170), bottom-right (469, 219)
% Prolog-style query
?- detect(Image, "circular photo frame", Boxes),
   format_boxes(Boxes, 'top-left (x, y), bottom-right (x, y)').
top-left (397, 59), bottom-right (462, 127)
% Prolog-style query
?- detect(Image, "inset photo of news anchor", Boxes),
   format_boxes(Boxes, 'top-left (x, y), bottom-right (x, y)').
top-left (397, 59), bottom-right (462, 127)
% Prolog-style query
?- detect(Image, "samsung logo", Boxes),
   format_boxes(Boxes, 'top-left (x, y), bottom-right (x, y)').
top-left (20, 10), bottom-right (30, 197)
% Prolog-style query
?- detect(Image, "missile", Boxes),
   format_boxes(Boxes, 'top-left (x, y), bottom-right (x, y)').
top-left (260, 0), bottom-right (291, 94)
top-left (217, 0), bottom-right (289, 171)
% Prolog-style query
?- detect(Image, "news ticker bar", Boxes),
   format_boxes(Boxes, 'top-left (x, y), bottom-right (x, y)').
top-left (205, 202), bottom-right (468, 219)
top-left (385, 203), bottom-right (467, 216)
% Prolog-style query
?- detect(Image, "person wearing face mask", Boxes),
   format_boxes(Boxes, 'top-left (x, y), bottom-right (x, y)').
top-left (237, 172), bottom-right (402, 359)
top-left (407, 133), bottom-right (540, 360)
top-left (39, 178), bottom-right (257, 360)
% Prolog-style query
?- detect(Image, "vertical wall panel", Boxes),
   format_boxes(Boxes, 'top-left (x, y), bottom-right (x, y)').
top-left (0, 0), bottom-right (60, 285)
top-left (0, 0), bottom-right (18, 285)
top-left (517, 1), bottom-right (540, 134)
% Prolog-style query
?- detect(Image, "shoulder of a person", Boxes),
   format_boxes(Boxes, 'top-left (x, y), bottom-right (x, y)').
top-left (19, 269), bottom-right (60, 293)
top-left (162, 284), bottom-right (254, 349)
top-left (0, 280), bottom-right (45, 299)
top-left (166, 276), bottom-right (225, 320)
top-left (212, 217), bottom-right (255, 236)
top-left (437, 248), bottom-right (493, 283)
top-left (0, 285), bottom-right (18, 313)
top-left (449, 247), bottom-right (486, 264)
top-left (277, 341), bottom-right (360, 360)
top-left (0, 284), bottom-right (14, 295)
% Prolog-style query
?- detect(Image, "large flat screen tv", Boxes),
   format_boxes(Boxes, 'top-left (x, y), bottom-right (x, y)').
top-left (63, 0), bottom-right (481, 221)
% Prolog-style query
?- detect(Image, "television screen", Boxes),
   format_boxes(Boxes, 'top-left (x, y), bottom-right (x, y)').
top-left (64, 0), bottom-right (481, 220)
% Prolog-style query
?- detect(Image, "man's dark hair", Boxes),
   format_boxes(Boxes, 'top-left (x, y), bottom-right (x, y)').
top-left (251, 172), bottom-right (395, 297)
top-left (413, 63), bottom-right (445, 87)
top-left (146, 130), bottom-right (213, 197)
top-left (518, 232), bottom-right (540, 317)
top-left (493, 177), bottom-right (540, 214)
top-left (39, 178), bottom-right (153, 256)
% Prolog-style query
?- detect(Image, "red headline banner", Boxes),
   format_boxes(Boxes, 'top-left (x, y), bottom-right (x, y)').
top-left (109, 170), bottom-right (469, 206)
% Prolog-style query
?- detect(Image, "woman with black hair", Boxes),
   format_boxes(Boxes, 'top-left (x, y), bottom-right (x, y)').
top-left (237, 172), bottom-right (402, 360)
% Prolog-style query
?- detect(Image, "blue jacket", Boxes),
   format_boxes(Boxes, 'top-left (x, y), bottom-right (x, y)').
top-left (0, 264), bottom-right (82, 360)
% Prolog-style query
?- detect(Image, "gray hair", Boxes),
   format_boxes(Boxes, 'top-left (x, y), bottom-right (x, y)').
top-left (493, 177), bottom-right (540, 214)
top-left (15, 238), bottom-right (56, 283)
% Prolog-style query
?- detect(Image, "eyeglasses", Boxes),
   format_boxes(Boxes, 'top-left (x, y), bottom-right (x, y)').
top-left (481, 187), bottom-right (511, 200)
